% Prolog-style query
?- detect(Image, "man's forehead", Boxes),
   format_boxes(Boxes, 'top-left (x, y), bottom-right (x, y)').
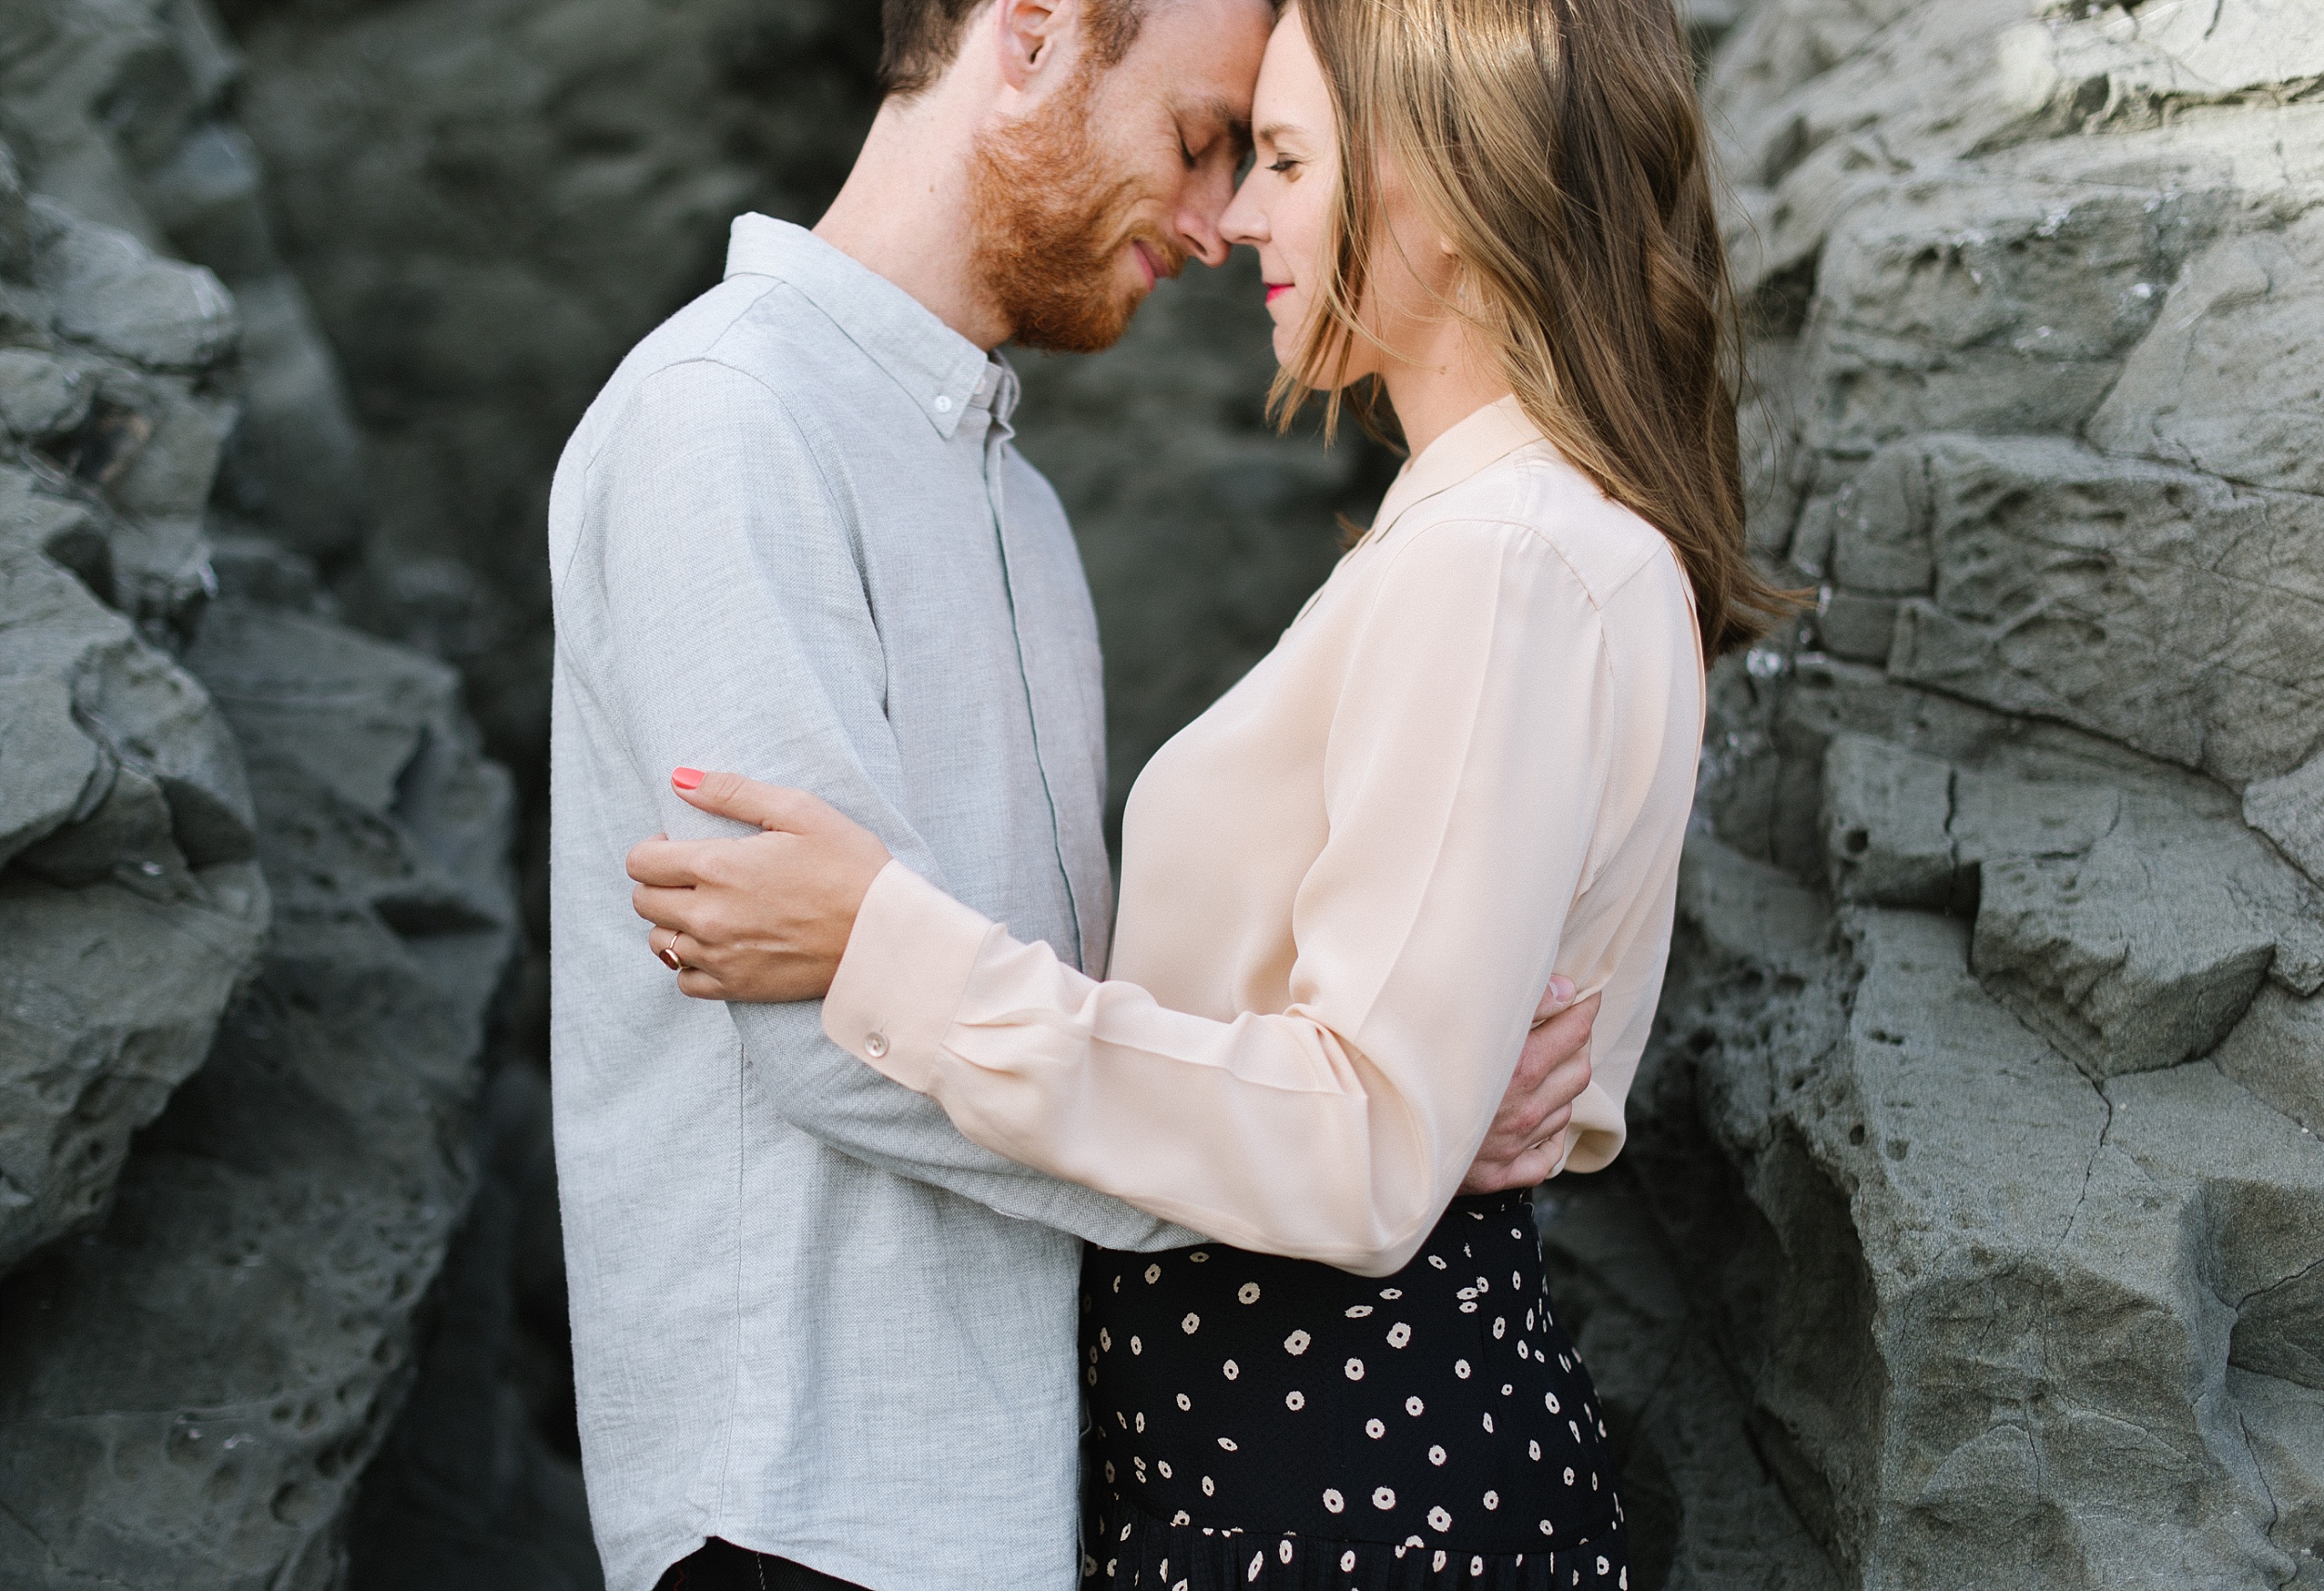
top-left (1133, 0), bottom-right (1273, 103)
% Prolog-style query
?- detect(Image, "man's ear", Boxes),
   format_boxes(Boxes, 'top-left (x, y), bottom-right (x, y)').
top-left (993, 0), bottom-right (1076, 91)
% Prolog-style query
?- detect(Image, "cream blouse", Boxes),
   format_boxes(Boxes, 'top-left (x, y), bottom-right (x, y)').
top-left (822, 397), bottom-right (1706, 1276)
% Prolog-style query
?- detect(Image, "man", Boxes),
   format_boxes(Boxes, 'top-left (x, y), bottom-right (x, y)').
top-left (548, 3), bottom-right (1596, 1588)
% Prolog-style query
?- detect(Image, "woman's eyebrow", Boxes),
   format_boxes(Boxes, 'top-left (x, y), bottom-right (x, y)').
top-left (1255, 120), bottom-right (1307, 145)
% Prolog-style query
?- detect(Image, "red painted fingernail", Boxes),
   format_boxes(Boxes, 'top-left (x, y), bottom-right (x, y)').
top-left (672, 767), bottom-right (705, 791)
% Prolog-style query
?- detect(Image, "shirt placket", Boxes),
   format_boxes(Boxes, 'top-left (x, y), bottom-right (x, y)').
top-left (974, 362), bottom-right (1089, 973)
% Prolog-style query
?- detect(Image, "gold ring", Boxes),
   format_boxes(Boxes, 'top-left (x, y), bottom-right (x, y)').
top-left (655, 930), bottom-right (684, 973)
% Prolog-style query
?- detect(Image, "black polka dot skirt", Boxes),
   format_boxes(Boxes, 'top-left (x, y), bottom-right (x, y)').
top-left (1079, 1191), bottom-right (1626, 1591)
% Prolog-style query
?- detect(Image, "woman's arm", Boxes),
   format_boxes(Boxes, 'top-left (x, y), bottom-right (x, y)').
top-left (632, 519), bottom-right (1673, 1273)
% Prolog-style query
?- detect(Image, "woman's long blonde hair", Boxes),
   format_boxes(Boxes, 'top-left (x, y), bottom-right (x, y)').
top-left (1278, 0), bottom-right (1792, 657)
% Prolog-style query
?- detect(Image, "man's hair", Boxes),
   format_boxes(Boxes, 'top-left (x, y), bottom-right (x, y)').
top-left (879, 0), bottom-right (1150, 98)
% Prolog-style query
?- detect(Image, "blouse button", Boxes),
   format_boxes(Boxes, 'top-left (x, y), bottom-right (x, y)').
top-left (865, 1031), bottom-right (890, 1058)
top-left (933, 395), bottom-right (955, 414)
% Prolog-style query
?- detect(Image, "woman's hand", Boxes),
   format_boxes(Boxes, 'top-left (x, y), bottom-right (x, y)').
top-left (627, 769), bottom-right (893, 1003)
top-left (1458, 982), bottom-right (1600, 1194)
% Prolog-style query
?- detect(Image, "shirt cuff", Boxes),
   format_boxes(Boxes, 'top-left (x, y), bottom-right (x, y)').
top-left (820, 859), bottom-right (997, 1092)
top-left (1556, 1080), bottom-right (1628, 1176)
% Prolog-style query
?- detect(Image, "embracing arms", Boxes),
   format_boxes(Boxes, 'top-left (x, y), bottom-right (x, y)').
top-left (630, 518), bottom-right (1649, 1272)
top-left (589, 361), bottom-right (1594, 1248)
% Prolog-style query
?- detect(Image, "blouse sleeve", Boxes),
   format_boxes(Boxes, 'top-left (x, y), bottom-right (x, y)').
top-left (822, 518), bottom-right (1619, 1276)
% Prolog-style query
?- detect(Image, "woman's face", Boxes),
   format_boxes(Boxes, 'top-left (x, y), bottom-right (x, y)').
top-left (1220, 7), bottom-right (1458, 388)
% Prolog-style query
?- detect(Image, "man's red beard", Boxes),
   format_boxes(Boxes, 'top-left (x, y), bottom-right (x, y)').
top-left (968, 69), bottom-right (1182, 355)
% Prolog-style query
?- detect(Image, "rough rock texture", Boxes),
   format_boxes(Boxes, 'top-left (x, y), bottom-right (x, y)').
top-left (344, 1065), bottom-right (597, 1591)
top-left (0, 0), bottom-right (522, 1581)
top-left (1540, 2), bottom-right (2324, 1587)
top-left (0, 20), bottom-right (272, 1287)
top-left (0, 539), bottom-right (267, 1276)
top-left (0, 587), bottom-right (516, 1588)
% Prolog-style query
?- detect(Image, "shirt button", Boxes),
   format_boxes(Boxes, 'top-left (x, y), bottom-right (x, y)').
top-left (865, 1031), bottom-right (890, 1058)
top-left (932, 395), bottom-right (953, 414)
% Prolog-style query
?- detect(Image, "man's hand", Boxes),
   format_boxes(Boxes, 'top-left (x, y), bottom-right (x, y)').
top-left (1459, 981), bottom-right (1599, 1194)
top-left (627, 768), bottom-right (894, 1003)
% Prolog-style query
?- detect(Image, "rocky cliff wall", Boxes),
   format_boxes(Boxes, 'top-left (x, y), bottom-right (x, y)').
top-left (0, 0), bottom-right (523, 1583)
top-left (1539, 3), bottom-right (2324, 1587)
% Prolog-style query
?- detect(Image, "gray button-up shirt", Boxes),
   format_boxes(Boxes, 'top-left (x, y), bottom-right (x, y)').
top-left (548, 216), bottom-right (1190, 1591)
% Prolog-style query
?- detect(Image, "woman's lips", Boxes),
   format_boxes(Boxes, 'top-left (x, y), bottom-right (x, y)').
top-left (1265, 283), bottom-right (1292, 304)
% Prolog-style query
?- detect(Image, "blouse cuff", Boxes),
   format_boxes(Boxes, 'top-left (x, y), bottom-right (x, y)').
top-left (821, 859), bottom-right (996, 1092)
top-left (1558, 1080), bottom-right (1628, 1176)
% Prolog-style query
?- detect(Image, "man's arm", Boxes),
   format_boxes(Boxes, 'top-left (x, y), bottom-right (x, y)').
top-left (587, 357), bottom-right (1190, 1248)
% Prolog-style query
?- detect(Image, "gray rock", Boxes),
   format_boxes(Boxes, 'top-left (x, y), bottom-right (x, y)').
top-left (0, 544), bottom-right (252, 862)
top-left (0, 546), bottom-right (267, 1277)
top-left (0, 597), bottom-right (516, 1590)
top-left (345, 1065), bottom-right (601, 1591)
top-left (2246, 753), bottom-right (2324, 884)
top-left (1589, 837), bottom-right (2324, 1587)
top-left (0, 464), bottom-right (108, 592)
top-left (1569, 4), bottom-right (2324, 1581)
top-left (1997, 0), bottom-right (2324, 138)
top-left (1819, 730), bottom-right (2133, 910)
top-left (0, 348), bottom-right (94, 439)
top-left (0, 141), bottom-right (32, 276)
top-left (1972, 837), bottom-right (2278, 1077)
top-left (2088, 211), bottom-right (2324, 498)
top-left (0, 674), bottom-right (99, 867)
top-left (1801, 178), bottom-right (2215, 456)
top-left (31, 198), bottom-right (237, 371)
top-left (1868, 433), bottom-right (2321, 786)
top-left (2209, 985), bottom-right (2324, 1138)
top-left (2230, 1370), bottom-right (2324, 1584)
top-left (1539, 1179), bottom-right (1844, 1591)
top-left (1821, 732), bottom-right (1956, 906)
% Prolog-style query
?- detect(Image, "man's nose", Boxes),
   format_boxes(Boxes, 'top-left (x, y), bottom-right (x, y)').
top-left (1176, 198), bottom-right (1234, 270)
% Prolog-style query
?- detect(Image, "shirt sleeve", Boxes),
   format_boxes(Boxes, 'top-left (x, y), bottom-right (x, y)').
top-left (587, 356), bottom-right (1194, 1252)
top-left (822, 516), bottom-right (1622, 1276)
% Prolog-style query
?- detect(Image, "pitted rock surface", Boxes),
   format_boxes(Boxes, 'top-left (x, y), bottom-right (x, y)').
top-left (0, 592), bottom-right (514, 1590)
top-left (0, 546), bottom-right (266, 1276)
top-left (0, 0), bottom-right (522, 1580)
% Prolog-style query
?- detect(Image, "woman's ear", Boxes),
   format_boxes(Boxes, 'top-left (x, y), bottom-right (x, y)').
top-left (994, 0), bottom-right (1072, 91)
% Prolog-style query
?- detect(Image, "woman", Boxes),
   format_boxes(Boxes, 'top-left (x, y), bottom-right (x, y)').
top-left (633, 0), bottom-right (1785, 1584)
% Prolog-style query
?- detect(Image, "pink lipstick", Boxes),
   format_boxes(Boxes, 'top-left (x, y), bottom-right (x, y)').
top-left (1265, 283), bottom-right (1291, 305)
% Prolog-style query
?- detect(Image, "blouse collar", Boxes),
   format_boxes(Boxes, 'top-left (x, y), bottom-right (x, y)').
top-left (1362, 395), bottom-right (1544, 548)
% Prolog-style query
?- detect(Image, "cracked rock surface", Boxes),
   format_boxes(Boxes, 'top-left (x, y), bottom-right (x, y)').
top-left (1543, 1), bottom-right (2324, 1587)
top-left (0, 0), bottom-right (521, 1581)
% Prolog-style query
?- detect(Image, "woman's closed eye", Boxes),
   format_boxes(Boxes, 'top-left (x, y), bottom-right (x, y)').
top-left (1266, 156), bottom-right (1302, 177)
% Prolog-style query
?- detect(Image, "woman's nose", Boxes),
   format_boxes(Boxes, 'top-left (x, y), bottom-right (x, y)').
top-left (1219, 177), bottom-right (1267, 248)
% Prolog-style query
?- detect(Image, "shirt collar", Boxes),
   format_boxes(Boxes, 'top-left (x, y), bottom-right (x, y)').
top-left (724, 214), bottom-right (1000, 440)
top-left (1363, 395), bottom-right (1545, 546)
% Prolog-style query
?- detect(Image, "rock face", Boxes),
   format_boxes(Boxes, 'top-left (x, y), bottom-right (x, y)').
top-left (1540, 3), bottom-right (2324, 1588)
top-left (0, 0), bottom-right (520, 1582)
top-left (0, 591), bottom-right (515, 1588)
